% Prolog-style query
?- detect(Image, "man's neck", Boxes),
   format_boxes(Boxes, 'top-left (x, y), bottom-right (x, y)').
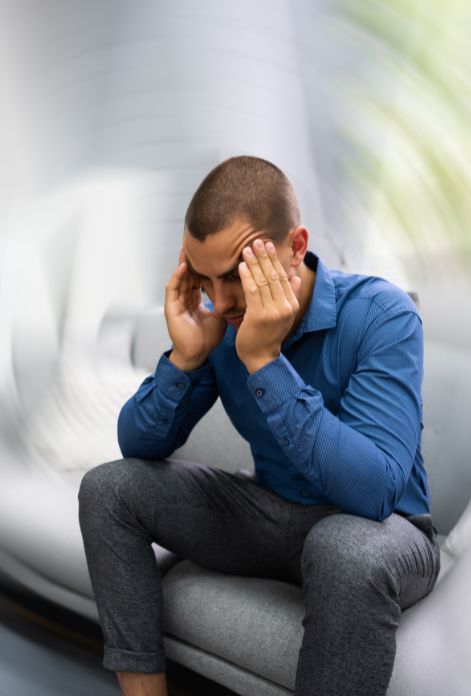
top-left (285, 261), bottom-right (316, 342)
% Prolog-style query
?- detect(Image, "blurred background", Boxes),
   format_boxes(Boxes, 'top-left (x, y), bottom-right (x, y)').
top-left (1, 0), bottom-right (471, 469)
top-left (0, 0), bottom-right (470, 693)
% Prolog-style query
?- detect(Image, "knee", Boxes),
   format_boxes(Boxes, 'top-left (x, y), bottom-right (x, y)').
top-left (300, 514), bottom-right (394, 594)
top-left (78, 458), bottom-right (134, 509)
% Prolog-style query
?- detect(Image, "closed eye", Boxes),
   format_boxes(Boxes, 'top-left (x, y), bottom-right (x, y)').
top-left (195, 273), bottom-right (240, 283)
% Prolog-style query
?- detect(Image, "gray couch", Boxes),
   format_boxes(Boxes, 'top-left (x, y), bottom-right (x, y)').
top-left (0, 302), bottom-right (470, 696)
top-left (128, 305), bottom-right (471, 696)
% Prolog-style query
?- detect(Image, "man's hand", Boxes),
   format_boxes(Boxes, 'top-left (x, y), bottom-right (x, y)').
top-left (235, 239), bottom-right (301, 374)
top-left (165, 248), bottom-right (227, 370)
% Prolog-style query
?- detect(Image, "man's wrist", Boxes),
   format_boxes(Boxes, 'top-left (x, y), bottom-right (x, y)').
top-left (168, 350), bottom-right (208, 372)
top-left (243, 352), bottom-right (280, 375)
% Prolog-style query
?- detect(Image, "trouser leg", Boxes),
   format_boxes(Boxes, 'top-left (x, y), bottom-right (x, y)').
top-left (78, 456), bottom-right (331, 674)
top-left (292, 512), bottom-right (441, 696)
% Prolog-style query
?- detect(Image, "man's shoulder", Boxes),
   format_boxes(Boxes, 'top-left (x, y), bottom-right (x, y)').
top-left (324, 266), bottom-right (423, 366)
top-left (330, 265), bottom-right (420, 322)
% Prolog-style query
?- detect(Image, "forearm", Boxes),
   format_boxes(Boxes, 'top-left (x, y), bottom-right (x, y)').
top-left (117, 350), bottom-right (217, 460)
top-left (248, 354), bottom-right (417, 521)
top-left (275, 398), bottom-right (406, 520)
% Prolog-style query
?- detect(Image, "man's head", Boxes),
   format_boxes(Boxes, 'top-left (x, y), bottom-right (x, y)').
top-left (182, 155), bottom-right (311, 325)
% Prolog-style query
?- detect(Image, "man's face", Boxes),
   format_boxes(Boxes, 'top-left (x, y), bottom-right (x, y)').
top-left (182, 217), bottom-right (292, 329)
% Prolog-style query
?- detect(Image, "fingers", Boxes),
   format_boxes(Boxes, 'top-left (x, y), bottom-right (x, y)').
top-left (242, 239), bottom-right (298, 311)
top-left (238, 261), bottom-right (264, 311)
top-left (185, 277), bottom-right (202, 313)
top-left (181, 253), bottom-right (206, 314)
top-left (165, 259), bottom-right (187, 305)
top-left (264, 241), bottom-right (300, 310)
top-left (166, 248), bottom-right (200, 310)
top-left (241, 245), bottom-right (275, 306)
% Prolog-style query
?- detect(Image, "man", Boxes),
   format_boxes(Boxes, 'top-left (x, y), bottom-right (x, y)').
top-left (78, 155), bottom-right (441, 696)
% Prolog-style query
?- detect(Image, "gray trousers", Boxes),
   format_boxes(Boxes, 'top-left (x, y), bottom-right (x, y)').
top-left (78, 457), bottom-right (441, 696)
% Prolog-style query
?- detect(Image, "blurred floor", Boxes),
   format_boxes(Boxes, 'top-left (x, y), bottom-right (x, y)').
top-left (0, 583), bottom-right (236, 696)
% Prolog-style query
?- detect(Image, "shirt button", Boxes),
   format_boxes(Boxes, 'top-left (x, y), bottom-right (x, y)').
top-left (282, 437), bottom-right (289, 446)
top-left (255, 388), bottom-right (265, 398)
top-left (301, 489), bottom-right (309, 497)
top-left (176, 382), bottom-right (185, 390)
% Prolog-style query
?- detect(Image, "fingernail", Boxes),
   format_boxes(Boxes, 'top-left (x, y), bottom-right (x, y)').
top-left (244, 246), bottom-right (253, 256)
top-left (254, 240), bottom-right (263, 249)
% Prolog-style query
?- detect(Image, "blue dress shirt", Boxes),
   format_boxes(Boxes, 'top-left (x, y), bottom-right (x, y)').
top-left (117, 251), bottom-right (431, 522)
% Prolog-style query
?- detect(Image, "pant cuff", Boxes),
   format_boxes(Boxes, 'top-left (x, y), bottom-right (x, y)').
top-left (103, 645), bottom-right (167, 673)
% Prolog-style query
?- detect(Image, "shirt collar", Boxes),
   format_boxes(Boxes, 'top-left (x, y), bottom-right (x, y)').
top-left (281, 251), bottom-right (337, 349)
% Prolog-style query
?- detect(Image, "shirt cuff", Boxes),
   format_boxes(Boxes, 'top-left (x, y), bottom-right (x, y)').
top-left (135, 349), bottom-right (212, 405)
top-left (246, 353), bottom-right (306, 413)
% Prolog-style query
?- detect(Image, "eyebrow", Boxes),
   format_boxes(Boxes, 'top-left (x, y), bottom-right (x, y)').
top-left (186, 255), bottom-right (244, 280)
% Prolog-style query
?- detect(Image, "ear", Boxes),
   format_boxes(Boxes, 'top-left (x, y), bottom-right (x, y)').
top-left (289, 226), bottom-right (309, 267)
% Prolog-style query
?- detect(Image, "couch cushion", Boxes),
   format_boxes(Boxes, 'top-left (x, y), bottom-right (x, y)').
top-left (161, 560), bottom-right (304, 691)
top-left (162, 551), bottom-right (471, 696)
top-left (163, 634), bottom-right (293, 696)
top-left (387, 541), bottom-right (471, 696)
top-left (421, 341), bottom-right (471, 535)
top-left (441, 498), bottom-right (471, 559)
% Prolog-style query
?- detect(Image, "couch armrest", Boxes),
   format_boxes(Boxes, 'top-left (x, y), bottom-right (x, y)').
top-left (235, 468), bottom-right (256, 479)
top-left (96, 302), bottom-right (142, 363)
top-left (389, 542), bottom-right (471, 695)
top-left (130, 305), bottom-right (171, 373)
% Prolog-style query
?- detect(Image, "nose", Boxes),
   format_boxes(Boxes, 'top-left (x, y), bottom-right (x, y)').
top-left (212, 282), bottom-right (239, 316)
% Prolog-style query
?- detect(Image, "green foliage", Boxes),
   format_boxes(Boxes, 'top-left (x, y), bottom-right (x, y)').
top-left (337, 0), bottom-right (471, 267)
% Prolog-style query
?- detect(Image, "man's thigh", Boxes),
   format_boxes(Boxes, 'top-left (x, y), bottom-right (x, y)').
top-left (296, 511), bottom-right (441, 609)
top-left (96, 456), bottom-right (300, 582)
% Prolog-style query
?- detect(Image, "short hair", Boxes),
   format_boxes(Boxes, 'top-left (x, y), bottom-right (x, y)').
top-left (184, 155), bottom-right (301, 243)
